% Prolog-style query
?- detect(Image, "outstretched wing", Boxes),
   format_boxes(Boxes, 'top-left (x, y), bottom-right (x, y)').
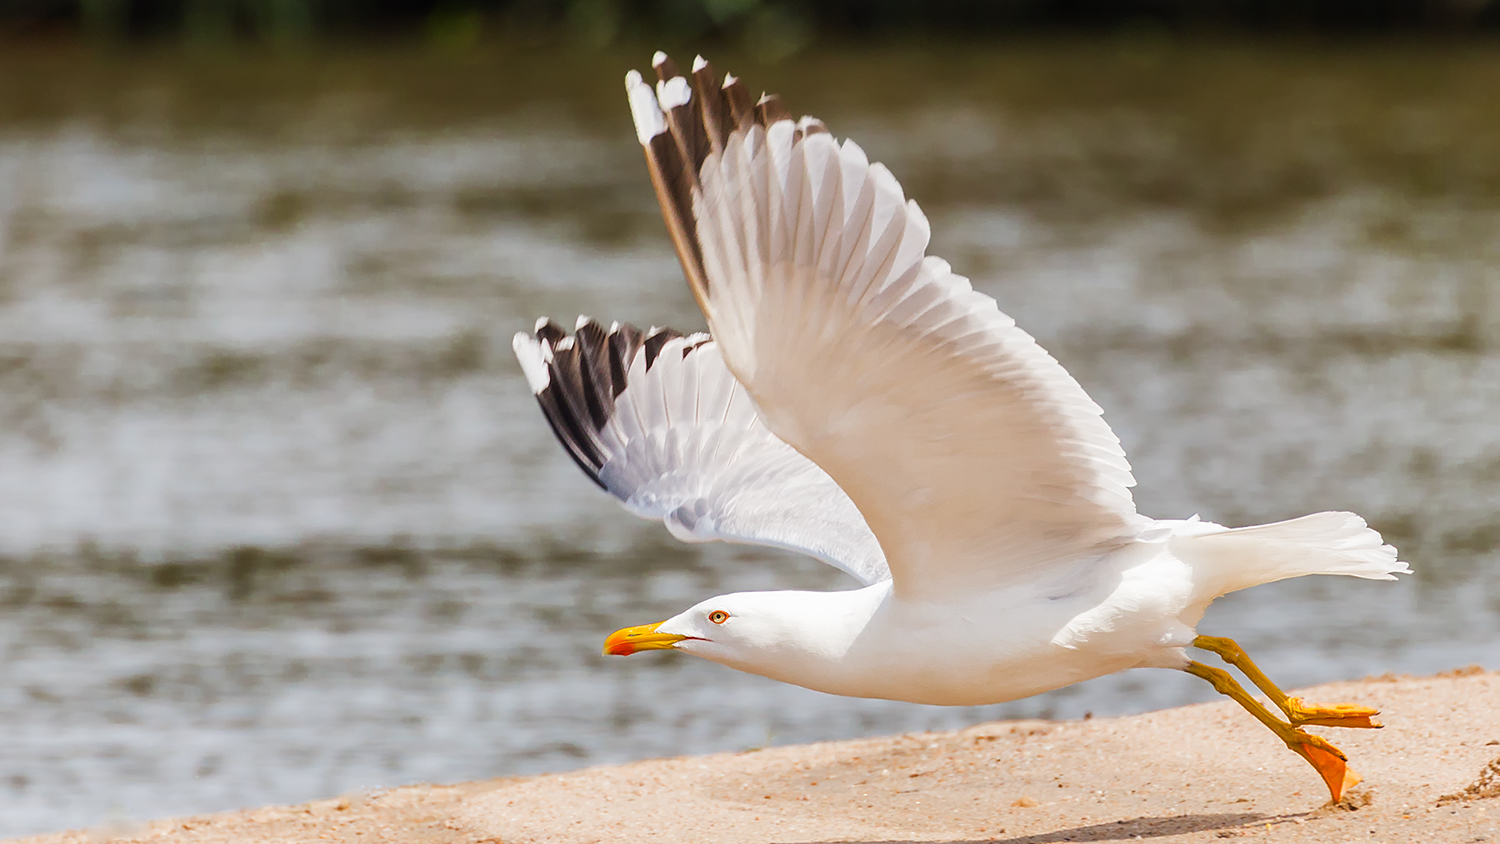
top-left (513, 317), bottom-right (890, 586)
top-left (627, 54), bottom-right (1144, 601)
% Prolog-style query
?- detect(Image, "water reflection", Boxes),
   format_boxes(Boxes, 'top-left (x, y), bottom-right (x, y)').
top-left (0, 42), bottom-right (1497, 835)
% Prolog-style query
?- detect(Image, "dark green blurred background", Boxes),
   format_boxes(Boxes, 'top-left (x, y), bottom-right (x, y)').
top-left (3, 0), bottom-right (1500, 53)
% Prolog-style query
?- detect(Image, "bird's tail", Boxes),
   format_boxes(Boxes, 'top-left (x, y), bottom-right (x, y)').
top-left (1171, 512), bottom-right (1409, 613)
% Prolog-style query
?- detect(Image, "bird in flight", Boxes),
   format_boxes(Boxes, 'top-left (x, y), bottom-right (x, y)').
top-left (512, 52), bottom-right (1408, 803)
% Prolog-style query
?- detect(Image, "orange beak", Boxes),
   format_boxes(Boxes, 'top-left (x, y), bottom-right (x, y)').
top-left (603, 621), bottom-right (688, 656)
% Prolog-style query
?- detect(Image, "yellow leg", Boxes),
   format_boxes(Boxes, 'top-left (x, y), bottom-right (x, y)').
top-left (1186, 661), bottom-right (1360, 802)
top-left (1193, 636), bottom-right (1382, 729)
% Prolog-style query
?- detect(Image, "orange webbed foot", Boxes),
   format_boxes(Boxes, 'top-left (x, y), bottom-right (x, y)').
top-left (1285, 697), bottom-right (1382, 729)
top-left (1285, 729), bottom-right (1359, 802)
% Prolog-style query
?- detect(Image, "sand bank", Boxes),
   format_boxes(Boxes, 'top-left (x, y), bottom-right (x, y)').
top-left (16, 670), bottom-right (1500, 844)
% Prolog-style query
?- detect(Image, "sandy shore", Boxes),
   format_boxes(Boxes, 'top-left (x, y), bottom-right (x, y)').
top-left (16, 669), bottom-right (1500, 844)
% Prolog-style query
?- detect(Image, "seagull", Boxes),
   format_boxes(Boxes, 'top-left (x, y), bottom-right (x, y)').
top-left (512, 52), bottom-right (1409, 803)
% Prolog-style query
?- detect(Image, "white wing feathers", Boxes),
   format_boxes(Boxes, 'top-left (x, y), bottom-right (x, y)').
top-left (513, 317), bottom-right (890, 586)
top-left (629, 55), bottom-right (1144, 600)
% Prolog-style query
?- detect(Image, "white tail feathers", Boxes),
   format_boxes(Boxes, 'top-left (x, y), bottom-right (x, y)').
top-left (1172, 512), bottom-right (1409, 608)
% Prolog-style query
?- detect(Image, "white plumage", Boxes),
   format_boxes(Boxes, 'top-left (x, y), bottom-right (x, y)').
top-left (514, 52), bottom-right (1409, 802)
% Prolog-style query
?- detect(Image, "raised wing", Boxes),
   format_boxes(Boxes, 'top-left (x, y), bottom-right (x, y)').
top-left (513, 317), bottom-right (890, 586)
top-left (627, 54), bottom-right (1144, 600)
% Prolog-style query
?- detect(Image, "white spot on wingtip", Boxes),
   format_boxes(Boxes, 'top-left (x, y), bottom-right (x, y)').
top-left (652, 50), bottom-right (668, 66)
top-left (656, 76), bottom-right (691, 109)
top-left (693, 55), bottom-right (708, 72)
top-left (626, 73), bottom-right (667, 144)
top-left (533, 316), bottom-right (551, 333)
top-left (512, 333), bottom-right (551, 393)
top-left (575, 315), bottom-right (593, 331)
top-left (722, 73), bottom-right (737, 88)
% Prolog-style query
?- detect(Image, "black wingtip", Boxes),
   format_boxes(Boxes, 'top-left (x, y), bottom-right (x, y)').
top-left (535, 318), bottom-right (567, 345)
top-left (652, 51), bottom-right (679, 82)
top-left (756, 93), bottom-right (791, 125)
top-left (525, 318), bottom-right (690, 491)
top-left (722, 73), bottom-right (755, 131)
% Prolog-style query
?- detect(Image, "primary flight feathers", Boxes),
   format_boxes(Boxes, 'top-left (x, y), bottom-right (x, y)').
top-left (513, 318), bottom-right (889, 586)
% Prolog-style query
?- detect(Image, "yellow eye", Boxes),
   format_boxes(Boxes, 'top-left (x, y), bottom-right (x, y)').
top-left (708, 610), bottom-right (729, 624)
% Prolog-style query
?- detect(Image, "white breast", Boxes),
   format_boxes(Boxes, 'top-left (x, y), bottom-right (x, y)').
top-left (753, 542), bottom-right (1199, 707)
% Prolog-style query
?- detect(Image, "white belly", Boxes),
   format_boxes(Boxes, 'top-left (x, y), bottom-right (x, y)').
top-left (795, 546), bottom-right (1198, 706)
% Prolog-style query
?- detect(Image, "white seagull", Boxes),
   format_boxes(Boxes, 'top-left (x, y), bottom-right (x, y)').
top-left (512, 52), bottom-right (1409, 803)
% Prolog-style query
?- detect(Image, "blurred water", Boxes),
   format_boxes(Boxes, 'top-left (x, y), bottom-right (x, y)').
top-left (2, 42), bottom-right (1499, 836)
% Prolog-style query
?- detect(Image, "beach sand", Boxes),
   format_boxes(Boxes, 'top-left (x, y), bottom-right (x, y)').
top-left (16, 669), bottom-right (1500, 844)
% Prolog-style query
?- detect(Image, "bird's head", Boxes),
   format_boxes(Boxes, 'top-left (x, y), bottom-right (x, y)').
top-left (603, 592), bottom-right (773, 664)
top-left (602, 589), bottom-right (875, 677)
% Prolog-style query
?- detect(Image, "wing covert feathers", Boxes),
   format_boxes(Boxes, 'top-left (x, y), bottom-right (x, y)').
top-left (514, 318), bottom-right (890, 586)
top-left (628, 54), bottom-right (1143, 599)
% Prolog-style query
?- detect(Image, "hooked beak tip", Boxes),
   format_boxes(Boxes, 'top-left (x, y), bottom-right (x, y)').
top-left (603, 620), bottom-right (687, 656)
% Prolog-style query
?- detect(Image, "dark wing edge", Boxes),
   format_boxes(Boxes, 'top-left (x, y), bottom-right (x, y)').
top-left (513, 315), bottom-right (891, 586)
top-left (627, 52), bottom-right (821, 314)
top-left (513, 316), bottom-right (697, 490)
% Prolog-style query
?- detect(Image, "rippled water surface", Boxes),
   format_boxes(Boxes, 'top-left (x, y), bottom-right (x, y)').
top-left (2, 42), bottom-right (1500, 836)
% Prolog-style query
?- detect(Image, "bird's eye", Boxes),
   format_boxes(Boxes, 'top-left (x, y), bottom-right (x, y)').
top-left (708, 610), bottom-right (729, 624)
